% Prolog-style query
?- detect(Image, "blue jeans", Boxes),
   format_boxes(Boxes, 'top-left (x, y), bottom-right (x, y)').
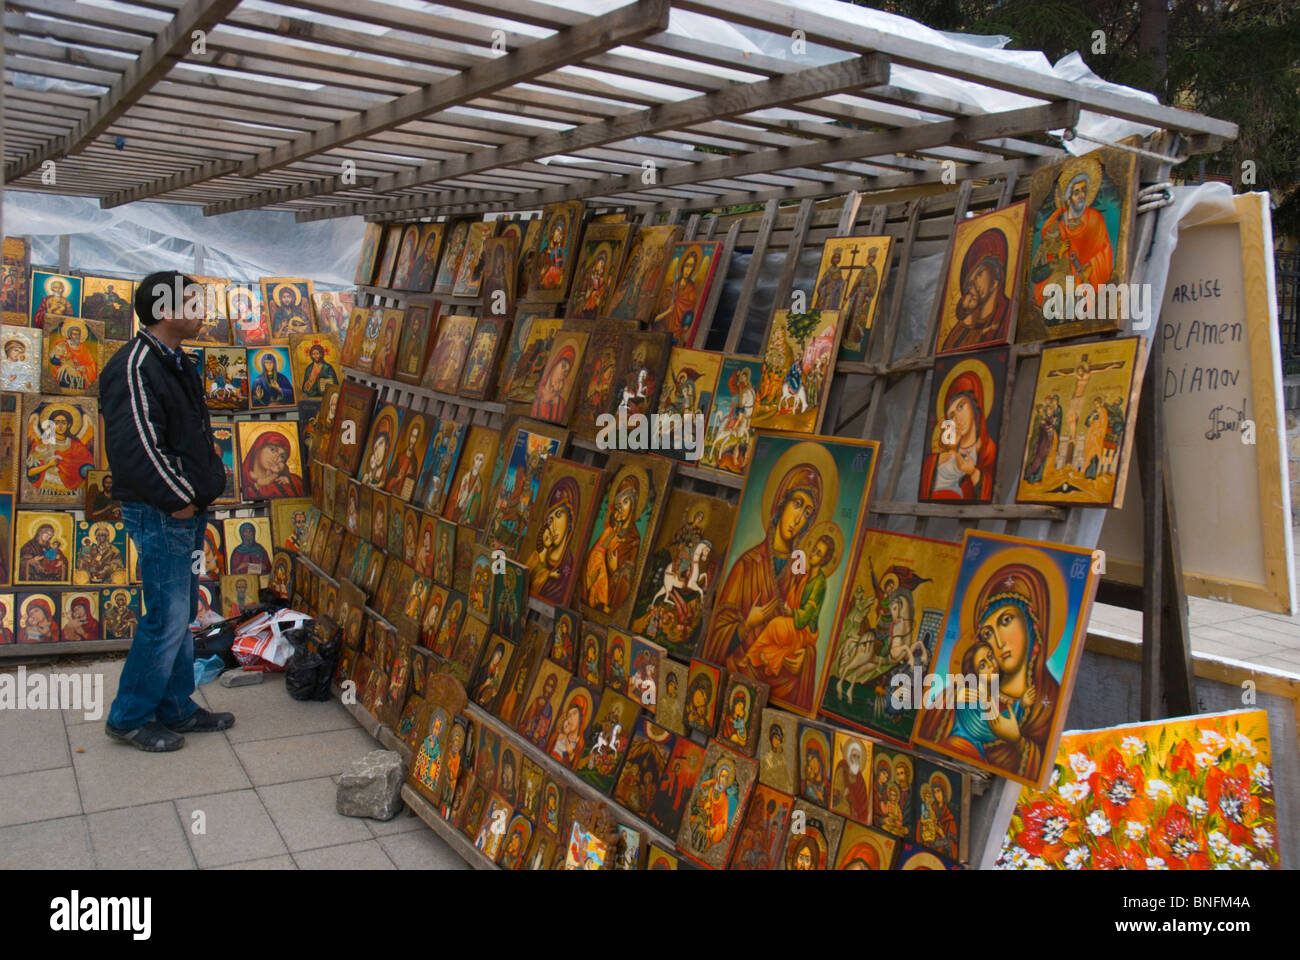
top-left (107, 502), bottom-right (205, 729)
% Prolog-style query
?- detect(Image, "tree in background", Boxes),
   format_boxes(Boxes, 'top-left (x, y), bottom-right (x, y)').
top-left (872, 0), bottom-right (1300, 241)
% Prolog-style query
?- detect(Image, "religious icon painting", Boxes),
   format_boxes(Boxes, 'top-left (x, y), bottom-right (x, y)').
top-left (373, 225), bottom-right (405, 291)
top-left (200, 520), bottom-right (226, 583)
top-left (494, 624), bottom-right (543, 727)
top-left (566, 222), bottom-right (632, 321)
top-left (701, 432), bottom-right (877, 717)
top-left (452, 527), bottom-right (475, 596)
top-left (409, 694), bottom-right (464, 807)
top-left (389, 224), bottom-right (423, 292)
top-left (423, 313), bottom-right (477, 396)
top-left (684, 659), bottom-right (723, 736)
top-left (612, 716), bottom-right (674, 817)
top-left (412, 419), bottom-right (465, 517)
top-left (918, 348), bottom-right (1007, 504)
top-left (728, 782), bottom-right (794, 871)
top-left (220, 573), bottom-right (264, 618)
top-left (914, 530), bottom-right (1100, 789)
top-left (649, 240), bottom-right (723, 349)
top-left (268, 551), bottom-right (293, 600)
top-left (260, 278), bottom-right (316, 342)
top-left (675, 739), bottom-right (756, 870)
top-left (605, 225), bottom-right (682, 325)
top-left (934, 200), bottom-right (1028, 355)
top-left (627, 636), bottom-right (664, 713)
top-left (223, 516), bottom-right (274, 576)
top-left (698, 355), bottom-right (764, 476)
top-left (574, 687), bottom-right (639, 794)
top-left (351, 306), bottom-right (384, 375)
top-left (912, 758), bottom-right (968, 862)
top-left (797, 720), bottom-right (834, 809)
top-left (612, 824), bottom-right (644, 871)
top-left (1016, 335), bottom-right (1145, 507)
top-left (529, 328), bottom-right (588, 425)
top-left (750, 309), bottom-right (844, 435)
top-left (227, 283), bottom-right (272, 347)
top-left (577, 452), bottom-right (673, 629)
top-left (354, 222), bottom-right (385, 286)
top-left (781, 800), bottom-right (844, 871)
top-left (78, 276), bottom-right (134, 341)
top-left (562, 799), bottom-right (618, 871)
top-left (497, 812), bottom-right (532, 870)
top-left (72, 520), bottom-right (128, 586)
top-left (356, 403), bottom-right (401, 488)
top-left (522, 457), bottom-right (604, 608)
top-left (870, 747), bottom-right (917, 838)
top-left (546, 605), bottom-right (580, 672)
top-left (470, 635), bottom-right (515, 712)
top-left (828, 729), bottom-right (874, 825)
top-left (451, 221), bottom-right (498, 299)
top-left (384, 411), bottom-right (432, 504)
top-left (16, 592), bottom-right (60, 643)
top-left (288, 333), bottom-right (341, 404)
top-left (58, 590), bottom-right (100, 643)
top-left (654, 657), bottom-right (688, 736)
top-left (209, 424), bottom-right (239, 506)
top-left (246, 346), bottom-right (295, 411)
top-left (0, 394), bottom-right (18, 498)
top-left (391, 304), bottom-right (436, 387)
top-left (572, 621), bottom-right (605, 692)
top-left (312, 291), bottom-right (354, 341)
top-left (99, 587), bottom-right (140, 640)
top-left (717, 674), bottom-right (769, 758)
top-left (375, 309), bottom-right (405, 380)
top-left (515, 658), bottom-right (569, 749)
top-left (545, 676), bottom-right (598, 770)
top-left (503, 315), bottom-right (564, 404)
top-left (820, 528), bottom-right (964, 744)
top-left (446, 610), bottom-right (489, 687)
top-left (328, 381), bottom-right (375, 476)
top-left (458, 314), bottom-right (510, 401)
top-left (430, 518), bottom-right (456, 587)
top-left (647, 843), bottom-right (678, 870)
top-left (525, 201), bottom-right (583, 303)
top-left (610, 330), bottom-right (670, 425)
top-left (653, 347), bottom-right (722, 460)
top-left (480, 235), bottom-right (519, 320)
top-left (406, 223), bottom-right (446, 294)
top-left (1, 325), bottom-right (41, 392)
top-left (835, 821), bottom-right (898, 870)
top-left (441, 424), bottom-right (498, 531)
top-left (30, 271), bottom-right (82, 328)
top-left (814, 236), bottom-right (892, 361)
top-left (20, 395), bottom-right (96, 506)
top-left (0, 495), bottom-right (11, 588)
top-left (490, 559), bottom-right (525, 642)
top-left (2, 239), bottom-right (30, 328)
top-left (1020, 148), bottom-right (1137, 342)
top-left (200, 346), bottom-right (249, 411)
top-left (237, 421), bottom-right (307, 500)
top-left (41, 316), bottom-right (102, 396)
top-left (645, 732), bottom-right (704, 836)
top-left (430, 219), bottom-right (471, 295)
top-left (564, 323), bottom-right (623, 442)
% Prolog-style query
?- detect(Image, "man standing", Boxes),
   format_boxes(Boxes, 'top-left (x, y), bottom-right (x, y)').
top-left (100, 271), bottom-right (234, 751)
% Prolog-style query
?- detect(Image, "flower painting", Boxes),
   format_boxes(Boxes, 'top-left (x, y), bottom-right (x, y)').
top-left (997, 709), bottom-right (1279, 870)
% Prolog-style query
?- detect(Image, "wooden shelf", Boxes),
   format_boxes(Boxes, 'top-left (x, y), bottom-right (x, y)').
top-left (343, 365), bottom-right (506, 415)
top-left (356, 285), bottom-right (482, 310)
top-left (870, 500), bottom-right (1066, 521)
top-left (568, 434), bottom-right (744, 490)
top-left (0, 638), bottom-right (130, 660)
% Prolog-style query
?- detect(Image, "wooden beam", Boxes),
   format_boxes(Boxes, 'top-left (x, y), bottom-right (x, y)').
top-left (302, 101), bottom-right (1074, 221)
top-left (98, 0), bottom-right (670, 209)
top-left (5, 0), bottom-right (242, 181)
top-left (204, 53), bottom-right (890, 216)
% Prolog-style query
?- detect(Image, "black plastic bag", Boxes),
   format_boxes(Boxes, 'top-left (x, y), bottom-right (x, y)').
top-left (284, 620), bottom-right (341, 702)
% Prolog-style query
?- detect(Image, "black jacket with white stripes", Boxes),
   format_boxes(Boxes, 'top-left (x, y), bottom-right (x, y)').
top-left (101, 331), bottom-right (227, 514)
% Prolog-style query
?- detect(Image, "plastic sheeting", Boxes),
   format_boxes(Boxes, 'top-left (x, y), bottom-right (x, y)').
top-left (2, 190), bottom-right (364, 287)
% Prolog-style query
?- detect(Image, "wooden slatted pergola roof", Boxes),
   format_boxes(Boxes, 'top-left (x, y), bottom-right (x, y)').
top-left (4, 0), bottom-right (1237, 223)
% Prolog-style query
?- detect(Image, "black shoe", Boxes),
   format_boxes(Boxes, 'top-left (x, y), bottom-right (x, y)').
top-left (106, 720), bottom-right (186, 753)
top-left (164, 707), bottom-right (235, 733)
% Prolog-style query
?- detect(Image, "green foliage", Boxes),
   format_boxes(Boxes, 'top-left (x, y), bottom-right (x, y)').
top-left (868, 0), bottom-right (1300, 239)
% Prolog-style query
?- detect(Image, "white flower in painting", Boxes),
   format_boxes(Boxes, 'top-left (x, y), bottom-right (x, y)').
top-left (1085, 810), bottom-right (1111, 837)
top-left (1253, 826), bottom-right (1273, 848)
top-left (1252, 762), bottom-right (1272, 789)
top-left (1145, 779), bottom-right (1174, 801)
top-left (1059, 780), bottom-right (1091, 804)
top-left (1120, 735), bottom-right (1147, 756)
top-left (1025, 856), bottom-right (1050, 870)
top-left (1194, 751), bottom-right (1217, 769)
top-left (1249, 859), bottom-right (1268, 870)
top-left (1198, 729), bottom-right (1227, 753)
top-left (1227, 843), bottom-right (1251, 865)
top-left (1214, 862), bottom-right (1233, 870)
top-left (1185, 795), bottom-right (1208, 817)
top-left (1064, 846), bottom-right (1090, 870)
top-left (1229, 732), bottom-right (1257, 756)
top-left (1207, 831), bottom-right (1230, 858)
top-left (1050, 768), bottom-right (1060, 787)
top-left (1145, 857), bottom-right (1169, 870)
top-left (1125, 820), bottom-right (1146, 840)
top-left (1069, 753), bottom-right (1096, 779)
top-left (1004, 846), bottom-right (1029, 869)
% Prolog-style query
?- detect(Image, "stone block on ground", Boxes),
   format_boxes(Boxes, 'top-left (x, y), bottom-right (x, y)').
top-left (336, 750), bottom-right (406, 821)
top-left (219, 667), bottom-right (265, 688)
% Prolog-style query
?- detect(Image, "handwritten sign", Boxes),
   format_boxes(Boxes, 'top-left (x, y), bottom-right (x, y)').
top-left (1099, 192), bottom-right (1294, 614)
